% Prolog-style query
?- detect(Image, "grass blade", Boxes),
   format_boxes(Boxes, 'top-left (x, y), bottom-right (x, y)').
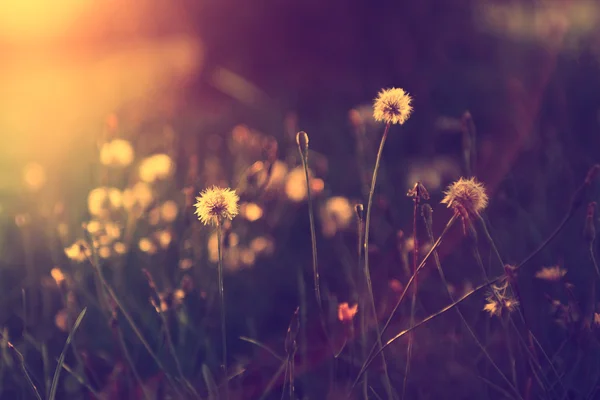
top-left (49, 307), bottom-right (87, 400)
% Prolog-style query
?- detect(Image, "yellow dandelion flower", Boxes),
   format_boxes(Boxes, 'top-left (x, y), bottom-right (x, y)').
top-left (23, 162), bottom-right (46, 191)
top-left (50, 268), bottom-right (65, 285)
top-left (113, 242), bottom-right (128, 255)
top-left (441, 177), bottom-right (488, 216)
top-left (138, 237), bottom-right (156, 254)
top-left (535, 266), bottom-right (567, 281)
top-left (100, 139), bottom-right (134, 167)
top-left (240, 202), bottom-right (263, 222)
top-left (156, 230), bottom-right (172, 249)
top-left (194, 186), bottom-right (239, 226)
top-left (139, 154), bottom-right (174, 183)
top-left (85, 220), bottom-right (102, 235)
top-left (98, 246), bottom-right (112, 259)
top-left (161, 200), bottom-right (179, 223)
top-left (285, 167), bottom-right (311, 202)
top-left (373, 87), bottom-right (413, 125)
top-left (64, 240), bottom-right (91, 263)
top-left (87, 187), bottom-right (109, 216)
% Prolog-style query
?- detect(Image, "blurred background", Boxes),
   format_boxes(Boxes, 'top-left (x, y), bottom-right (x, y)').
top-left (2, 0), bottom-right (600, 399)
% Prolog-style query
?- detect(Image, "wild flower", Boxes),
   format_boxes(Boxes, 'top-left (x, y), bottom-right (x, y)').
top-left (139, 154), bottom-right (174, 183)
top-left (483, 279), bottom-right (519, 317)
top-left (483, 291), bottom-right (519, 317)
top-left (100, 139), bottom-right (134, 167)
top-left (373, 87), bottom-right (413, 125)
top-left (64, 240), bottom-right (91, 263)
top-left (535, 265), bottom-right (567, 281)
top-left (240, 202), bottom-right (263, 222)
top-left (23, 162), bottom-right (46, 191)
top-left (50, 268), bottom-right (66, 285)
top-left (337, 303), bottom-right (358, 323)
top-left (194, 186), bottom-right (239, 226)
top-left (441, 177), bottom-right (488, 218)
top-left (160, 200), bottom-right (179, 223)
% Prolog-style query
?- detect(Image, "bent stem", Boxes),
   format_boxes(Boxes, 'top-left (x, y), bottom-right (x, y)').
top-left (86, 254), bottom-right (183, 397)
top-left (363, 122), bottom-right (393, 399)
top-left (360, 274), bottom-right (524, 400)
top-left (217, 221), bottom-right (229, 400)
top-left (424, 215), bottom-right (519, 400)
top-left (352, 213), bottom-right (457, 392)
top-left (477, 215), bottom-right (565, 396)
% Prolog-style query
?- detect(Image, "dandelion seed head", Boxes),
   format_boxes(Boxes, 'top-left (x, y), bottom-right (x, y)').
top-left (373, 87), bottom-right (413, 125)
top-left (441, 177), bottom-right (488, 217)
top-left (484, 290), bottom-right (519, 317)
top-left (194, 186), bottom-right (239, 226)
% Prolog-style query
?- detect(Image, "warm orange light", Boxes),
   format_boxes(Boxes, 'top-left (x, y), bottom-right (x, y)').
top-left (0, 0), bottom-right (89, 40)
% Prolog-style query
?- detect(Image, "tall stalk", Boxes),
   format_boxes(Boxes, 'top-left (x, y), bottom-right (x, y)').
top-left (217, 220), bottom-right (229, 400)
top-left (296, 131), bottom-right (321, 308)
top-left (362, 122), bottom-right (394, 398)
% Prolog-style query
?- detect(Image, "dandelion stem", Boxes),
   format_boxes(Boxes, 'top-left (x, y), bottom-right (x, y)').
top-left (298, 134), bottom-right (322, 307)
top-left (424, 213), bottom-right (520, 400)
top-left (2, 337), bottom-right (43, 400)
top-left (517, 164), bottom-right (600, 271)
top-left (86, 254), bottom-right (183, 397)
top-left (358, 274), bottom-right (524, 400)
top-left (477, 215), bottom-right (565, 396)
top-left (352, 213), bottom-right (457, 393)
top-left (402, 195), bottom-right (420, 399)
top-left (362, 121), bottom-right (394, 399)
top-left (115, 324), bottom-right (152, 400)
top-left (217, 221), bottom-right (229, 400)
top-left (590, 243), bottom-right (600, 281)
top-left (356, 207), bottom-right (369, 400)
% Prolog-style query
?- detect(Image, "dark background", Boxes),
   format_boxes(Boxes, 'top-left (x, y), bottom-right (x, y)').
top-left (3, 0), bottom-right (600, 399)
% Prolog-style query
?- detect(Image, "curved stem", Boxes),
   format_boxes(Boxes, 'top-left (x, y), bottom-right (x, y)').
top-left (362, 122), bottom-right (393, 398)
top-left (427, 220), bottom-right (521, 400)
top-left (352, 213), bottom-right (457, 392)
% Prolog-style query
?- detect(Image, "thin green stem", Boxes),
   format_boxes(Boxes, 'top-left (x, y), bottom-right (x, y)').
top-left (362, 122), bottom-right (394, 399)
top-left (360, 276), bottom-right (524, 400)
top-left (116, 324), bottom-right (152, 400)
top-left (352, 214), bottom-right (457, 392)
top-left (402, 198), bottom-right (419, 399)
top-left (590, 243), bottom-right (600, 281)
top-left (49, 308), bottom-right (87, 400)
top-left (302, 147), bottom-right (321, 307)
top-left (217, 222), bottom-right (229, 400)
top-left (478, 215), bottom-right (565, 396)
top-left (86, 254), bottom-right (183, 397)
top-left (357, 212), bottom-right (369, 400)
top-left (425, 216), bottom-right (520, 400)
top-left (4, 339), bottom-right (42, 400)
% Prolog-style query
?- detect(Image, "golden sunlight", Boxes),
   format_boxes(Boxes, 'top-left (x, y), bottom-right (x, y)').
top-left (0, 0), bottom-right (203, 198)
